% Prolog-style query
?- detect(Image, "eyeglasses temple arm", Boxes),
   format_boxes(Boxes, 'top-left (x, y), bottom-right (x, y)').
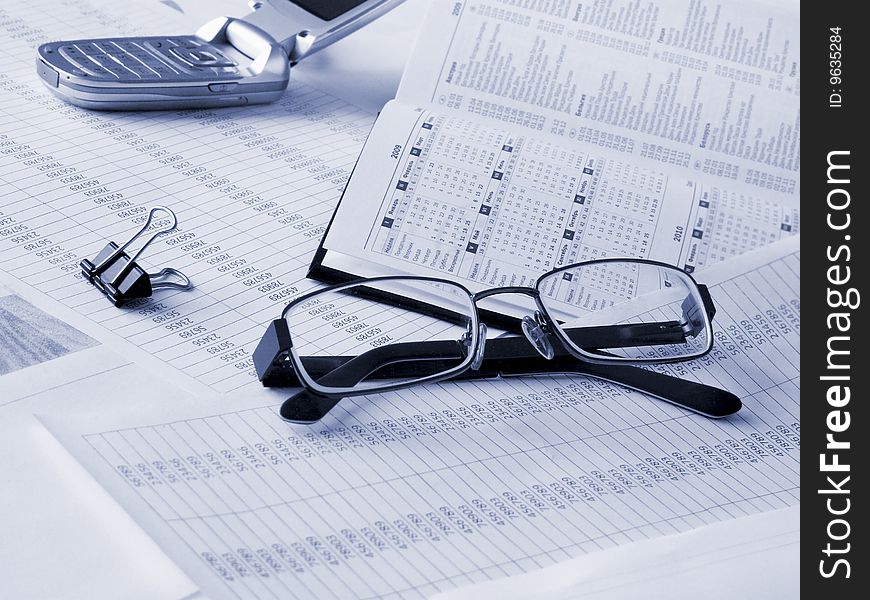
top-left (555, 284), bottom-right (716, 347)
top-left (278, 339), bottom-right (467, 423)
top-left (279, 333), bottom-right (739, 422)
top-left (278, 346), bottom-right (475, 423)
top-left (466, 334), bottom-right (739, 417)
top-left (280, 355), bottom-right (739, 423)
top-left (491, 353), bottom-right (741, 418)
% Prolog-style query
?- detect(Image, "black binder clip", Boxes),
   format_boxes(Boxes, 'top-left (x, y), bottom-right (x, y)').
top-left (80, 206), bottom-right (192, 307)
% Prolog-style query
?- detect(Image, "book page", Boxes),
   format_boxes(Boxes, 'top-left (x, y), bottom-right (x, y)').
top-left (397, 0), bottom-right (800, 202)
top-left (321, 101), bottom-right (797, 298)
top-left (43, 235), bottom-right (800, 600)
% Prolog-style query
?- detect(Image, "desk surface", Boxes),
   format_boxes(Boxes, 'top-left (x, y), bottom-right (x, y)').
top-left (0, 1), bottom-right (796, 598)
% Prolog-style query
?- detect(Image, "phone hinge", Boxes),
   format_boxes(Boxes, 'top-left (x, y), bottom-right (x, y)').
top-left (241, 0), bottom-right (407, 65)
top-left (196, 17), bottom-right (290, 77)
top-left (288, 31), bottom-right (315, 64)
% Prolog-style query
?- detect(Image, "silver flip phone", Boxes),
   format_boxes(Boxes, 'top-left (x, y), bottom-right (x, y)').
top-left (35, 0), bottom-right (405, 110)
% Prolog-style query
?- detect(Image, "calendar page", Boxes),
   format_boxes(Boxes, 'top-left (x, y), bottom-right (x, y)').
top-left (318, 101), bottom-right (797, 304)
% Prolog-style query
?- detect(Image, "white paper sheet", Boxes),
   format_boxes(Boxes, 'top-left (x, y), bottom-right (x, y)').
top-left (431, 505), bottom-right (799, 600)
top-left (0, 330), bottom-right (199, 600)
top-left (43, 236), bottom-right (800, 600)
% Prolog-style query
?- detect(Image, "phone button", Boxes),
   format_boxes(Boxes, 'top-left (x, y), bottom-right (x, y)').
top-left (58, 45), bottom-right (89, 68)
top-left (170, 47), bottom-right (236, 68)
top-left (208, 82), bottom-right (239, 93)
top-left (58, 45), bottom-right (119, 79)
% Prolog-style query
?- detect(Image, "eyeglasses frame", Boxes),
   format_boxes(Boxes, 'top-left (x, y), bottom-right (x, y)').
top-left (268, 257), bottom-right (714, 399)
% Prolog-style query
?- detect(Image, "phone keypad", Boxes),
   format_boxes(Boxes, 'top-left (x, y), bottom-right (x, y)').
top-left (54, 36), bottom-right (241, 83)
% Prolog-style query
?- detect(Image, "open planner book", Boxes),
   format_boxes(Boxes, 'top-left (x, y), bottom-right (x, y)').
top-left (310, 0), bottom-right (799, 319)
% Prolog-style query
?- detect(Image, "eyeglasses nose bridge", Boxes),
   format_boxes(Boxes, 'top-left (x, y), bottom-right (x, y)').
top-left (521, 312), bottom-right (554, 360)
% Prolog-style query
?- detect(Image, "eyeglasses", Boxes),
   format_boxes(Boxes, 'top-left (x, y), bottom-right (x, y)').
top-left (254, 258), bottom-right (741, 423)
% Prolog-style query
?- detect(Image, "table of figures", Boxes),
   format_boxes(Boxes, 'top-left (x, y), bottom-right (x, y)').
top-left (74, 245), bottom-right (802, 600)
top-left (0, 2), bottom-right (379, 394)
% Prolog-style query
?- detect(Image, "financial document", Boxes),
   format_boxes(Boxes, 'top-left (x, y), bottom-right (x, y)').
top-left (45, 236), bottom-right (800, 600)
top-left (0, 0), bottom-right (376, 396)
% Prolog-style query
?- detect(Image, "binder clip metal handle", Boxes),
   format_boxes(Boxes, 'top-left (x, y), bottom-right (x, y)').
top-left (80, 206), bottom-right (192, 307)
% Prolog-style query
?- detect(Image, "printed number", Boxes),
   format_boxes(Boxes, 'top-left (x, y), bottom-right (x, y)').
top-left (673, 225), bottom-right (684, 242)
top-left (390, 145), bottom-right (402, 159)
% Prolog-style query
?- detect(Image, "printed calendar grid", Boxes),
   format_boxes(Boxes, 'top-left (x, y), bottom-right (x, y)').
top-left (331, 101), bottom-right (798, 320)
top-left (361, 111), bottom-right (433, 250)
top-left (362, 111), bottom-right (690, 296)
